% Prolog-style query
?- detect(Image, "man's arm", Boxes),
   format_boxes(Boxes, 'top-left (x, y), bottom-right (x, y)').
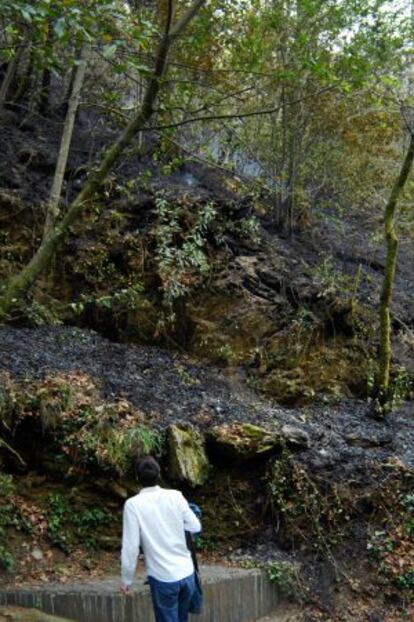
top-left (121, 500), bottom-right (141, 588)
top-left (179, 493), bottom-right (201, 534)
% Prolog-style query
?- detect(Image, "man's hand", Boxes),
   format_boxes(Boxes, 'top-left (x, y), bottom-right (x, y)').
top-left (119, 584), bottom-right (130, 595)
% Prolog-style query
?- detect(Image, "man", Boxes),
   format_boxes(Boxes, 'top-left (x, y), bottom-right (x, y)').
top-left (120, 456), bottom-right (201, 622)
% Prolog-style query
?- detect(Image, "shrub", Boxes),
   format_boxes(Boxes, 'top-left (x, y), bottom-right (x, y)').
top-left (0, 474), bottom-right (14, 497)
top-left (0, 545), bottom-right (13, 571)
top-left (3, 373), bottom-right (165, 476)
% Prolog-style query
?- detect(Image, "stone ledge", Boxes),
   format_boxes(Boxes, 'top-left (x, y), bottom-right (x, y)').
top-left (0, 565), bottom-right (286, 622)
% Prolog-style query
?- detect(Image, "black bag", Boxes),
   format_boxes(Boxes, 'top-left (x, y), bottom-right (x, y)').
top-left (186, 532), bottom-right (203, 615)
top-left (189, 568), bottom-right (203, 615)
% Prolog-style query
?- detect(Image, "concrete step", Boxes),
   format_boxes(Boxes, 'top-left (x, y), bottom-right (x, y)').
top-left (0, 565), bottom-right (289, 622)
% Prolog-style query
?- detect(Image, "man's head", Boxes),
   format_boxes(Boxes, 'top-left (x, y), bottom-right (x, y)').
top-left (135, 456), bottom-right (161, 487)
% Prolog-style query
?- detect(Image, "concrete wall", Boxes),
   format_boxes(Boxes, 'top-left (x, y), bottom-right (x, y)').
top-left (0, 566), bottom-right (285, 622)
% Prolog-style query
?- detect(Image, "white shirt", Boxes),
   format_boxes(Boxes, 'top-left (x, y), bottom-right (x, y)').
top-left (121, 485), bottom-right (201, 585)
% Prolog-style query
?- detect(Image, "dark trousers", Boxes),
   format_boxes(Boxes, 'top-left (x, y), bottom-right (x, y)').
top-left (148, 573), bottom-right (195, 622)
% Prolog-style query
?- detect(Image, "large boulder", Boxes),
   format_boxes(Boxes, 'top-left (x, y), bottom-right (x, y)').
top-left (208, 422), bottom-right (310, 461)
top-left (208, 423), bottom-right (278, 460)
top-left (168, 424), bottom-right (209, 487)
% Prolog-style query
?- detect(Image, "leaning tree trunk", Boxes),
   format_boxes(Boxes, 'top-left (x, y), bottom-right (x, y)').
top-left (0, 43), bottom-right (25, 111)
top-left (38, 25), bottom-right (54, 114)
top-left (377, 133), bottom-right (414, 403)
top-left (0, 0), bottom-right (206, 320)
top-left (42, 44), bottom-right (88, 240)
top-left (13, 46), bottom-right (34, 104)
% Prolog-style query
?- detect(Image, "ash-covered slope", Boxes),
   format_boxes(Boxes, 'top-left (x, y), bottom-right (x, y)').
top-left (1, 326), bottom-right (412, 479)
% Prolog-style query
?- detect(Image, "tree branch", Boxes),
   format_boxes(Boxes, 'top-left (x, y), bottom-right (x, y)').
top-left (170, 0), bottom-right (205, 36)
top-left (0, 0), bottom-right (207, 319)
top-left (143, 84), bottom-right (339, 131)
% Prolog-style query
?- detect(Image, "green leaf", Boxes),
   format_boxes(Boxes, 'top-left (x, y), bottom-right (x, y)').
top-left (53, 17), bottom-right (66, 39)
top-left (19, 6), bottom-right (33, 22)
top-left (103, 43), bottom-right (118, 59)
top-left (113, 63), bottom-right (128, 74)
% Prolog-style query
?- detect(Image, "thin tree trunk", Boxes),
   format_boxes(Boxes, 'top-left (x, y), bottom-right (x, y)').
top-left (286, 131), bottom-right (297, 234)
top-left (377, 133), bottom-right (414, 402)
top-left (39, 34), bottom-right (53, 113)
top-left (0, 0), bottom-right (206, 320)
top-left (0, 44), bottom-right (25, 110)
top-left (42, 44), bottom-right (88, 240)
top-left (63, 60), bottom-right (77, 109)
top-left (39, 64), bottom-right (52, 113)
top-left (13, 45), bottom-right (34, 103)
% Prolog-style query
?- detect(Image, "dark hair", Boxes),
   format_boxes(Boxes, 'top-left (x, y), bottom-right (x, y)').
top-left (136, 456), bottom-right (161, 487)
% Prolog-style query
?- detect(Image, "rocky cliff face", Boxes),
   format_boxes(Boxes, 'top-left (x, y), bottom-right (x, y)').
top-left (0, 108), bottom-right (413, 618)
top-left (1, 113), bottom-right (413, 406)
top-left (0, 325), bottom-right (412, 616)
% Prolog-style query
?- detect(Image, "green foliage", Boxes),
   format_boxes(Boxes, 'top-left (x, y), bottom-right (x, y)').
top-left (0, 502), bottom-right (34, 538)
top-left (0, 0), bottom-right (108, 72)
top-left (368, 363), bottom-right (413, 414)
top-left (263, 561), bottom-right (307, 601)
top-left (0, 544), bottom-right (14, 571)
top-left (0, 480), bottom-right (34, 567)
top-left (267, 451), bottom-right (351, 553)
top-left (0, 0), bottom-right (135, 66)
top-left (154, 192), bottom-right (217, 322)
top-left (172, 0), bottom-right (409, 235)
top-left (193, 533), bottom-right (217, 552)
top-left (0, 505), bottom-right (15, 537)
top-left (0, 494), bottom-right (33, 570)
top-left (63, 411), bottom-right (163, 475)
top-left (402, 494), bottom-right (414, 513)
top-left (25, 300), bottom-right (63, 327)
top-left (240, 558), bottom-right (307, 602)
top-left (236, 217), bottom-right (260, 243)
top-left (367, 488), bottom-right (414, 598)
top-left (136, 170), bottom-right (153, 191)
top-left (0, 474), bottom-right (15, 497)
top-left (46, 493), bottom-right (113, 551)
top-left (72, 507), bottom-right (111, 550)
top-left (70, 282), bottom-right (144, 316)
top-left (366, 359), bottom-right (378, 396)
top-left (391, 368), bottom-right (414, 405)
top-left (216, 344), bottom-right (236, 365)
top-left (312, 256), bottom-right (352, 298)
top-left (96, 425), bottom-right (163, 471)
top-left (174, 364), bottom-right (199, 387)
top-left (393, 570), bottom-right (414, 591)
top-left (5, 374), bottom-right (164, 476)
top-left (46, 493), bottom-right (72, 553)
top-left (73, 507), bottom-right (110, 532)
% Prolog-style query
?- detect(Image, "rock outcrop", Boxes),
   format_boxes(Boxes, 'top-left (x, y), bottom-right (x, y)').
top-left (168, 423), bottom-right (209, 486)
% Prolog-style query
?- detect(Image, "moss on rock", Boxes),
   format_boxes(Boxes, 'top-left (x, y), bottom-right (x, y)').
top-left (208, 423), bottom-right (278, 461)
top-left (168, 424), bottom-right (209, 487)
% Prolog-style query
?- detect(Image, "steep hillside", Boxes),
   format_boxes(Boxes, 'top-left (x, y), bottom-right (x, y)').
top-left (1, 108), bottom-right (412, 405)
top-left (0, 107), bottom-right (413, 620)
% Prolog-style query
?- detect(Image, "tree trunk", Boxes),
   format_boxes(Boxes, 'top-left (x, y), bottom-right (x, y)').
top-left (0, 45), bottom-right (25, 110)
top-left (39, 65), bottom-right (52, 114)
top-left (37, 24), bottom-right (54, 114)
top-left (13, 49), bottom-right (34, 104)
top-left (0, 0), bottom-right (206, 320)
top-left (377, 133), bottom-right (414, 402)
top-left (42, 44), bottom-right (88, 240)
